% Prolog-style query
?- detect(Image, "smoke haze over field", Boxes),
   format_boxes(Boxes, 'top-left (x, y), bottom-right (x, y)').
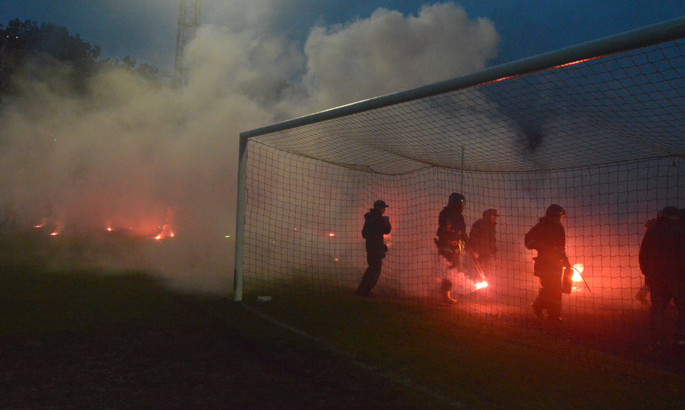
top-left (0, 3), bottom-right (499, 293)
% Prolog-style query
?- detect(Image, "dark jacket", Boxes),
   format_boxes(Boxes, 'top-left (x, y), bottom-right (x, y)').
top-left (436, 206), bottom-right (468, 250)
top-left (639, 218), bottom-right (685, 283)
top-left (362, 209), bottom-right (392, 257)
top-left (526, 217), bottom-right (570, 275)
top-left (469, 217), bottom-right (497, 261)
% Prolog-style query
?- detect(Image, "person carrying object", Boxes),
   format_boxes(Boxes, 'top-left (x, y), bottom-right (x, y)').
top-left (435, 193), bottom-right (469, 303)
top-left (526, 204), bottom-right (572, 323)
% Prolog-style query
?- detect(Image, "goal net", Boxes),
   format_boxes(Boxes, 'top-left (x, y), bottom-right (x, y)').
top-left (235, 17), bottom-right (685, 348)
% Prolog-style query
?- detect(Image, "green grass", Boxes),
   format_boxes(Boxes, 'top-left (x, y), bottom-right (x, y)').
top-left (0, 268), bottom-right (192, 334)
top-left (2, 256), bottom-right (684, 409)
top-left (244, 285), bottom-right (685, 410)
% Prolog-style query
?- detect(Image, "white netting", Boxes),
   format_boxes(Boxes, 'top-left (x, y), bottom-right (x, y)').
top-left (238, 20), bottom-right (685, 359)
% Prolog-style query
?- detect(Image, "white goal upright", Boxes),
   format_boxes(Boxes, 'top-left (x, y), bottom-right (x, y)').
top-left (234, 17), bottom-right (685, 338)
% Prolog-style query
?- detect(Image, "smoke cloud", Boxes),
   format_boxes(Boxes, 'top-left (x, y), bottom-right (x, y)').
top-left (0, 2), bottom-right (498, 294)
top-left (293, 3), bottom-right (499, 111)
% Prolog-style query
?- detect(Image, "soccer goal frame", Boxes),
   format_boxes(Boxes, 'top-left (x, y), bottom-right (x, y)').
top-left (234, 15), bottom-right (685, 311)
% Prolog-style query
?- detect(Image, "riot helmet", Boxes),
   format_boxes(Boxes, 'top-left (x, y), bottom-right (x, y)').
top-left (447, 193), bottom-right (466, 208)
top-left (545, 204), bottom-right (566, 221)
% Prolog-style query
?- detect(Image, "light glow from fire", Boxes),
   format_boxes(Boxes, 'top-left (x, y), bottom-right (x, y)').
top-left (572, 263), bottom-right (584, 282)
top-left (474, 281), bottom-right (488, 290)
top-left (155, 224), bottom-right (175, 240)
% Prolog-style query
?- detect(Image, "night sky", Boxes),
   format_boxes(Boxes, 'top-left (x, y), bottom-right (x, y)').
top-left (2, 0), bottom-right (685, 70)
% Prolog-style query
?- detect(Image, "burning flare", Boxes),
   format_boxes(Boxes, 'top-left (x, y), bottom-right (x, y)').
top-left (474, 281), bottom-right (488, 290)
top-left (572, 263), bottom-right (584, 282)
top-left (155, 224), bottom-right (174, 240)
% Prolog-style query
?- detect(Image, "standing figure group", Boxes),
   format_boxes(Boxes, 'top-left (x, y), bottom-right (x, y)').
top-left (357, 193), bottom-right (501, 304)
top-left (355, 196), bottom-right (685, 351)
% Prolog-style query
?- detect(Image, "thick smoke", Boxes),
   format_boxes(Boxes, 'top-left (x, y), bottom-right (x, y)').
top-left (285, 3), bottom-right (499, 114)
top-left (0, 2), bottom-right (498, 294)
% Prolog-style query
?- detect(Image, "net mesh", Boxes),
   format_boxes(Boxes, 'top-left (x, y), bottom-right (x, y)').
top-left (239, 30), bottom-right (685, 359)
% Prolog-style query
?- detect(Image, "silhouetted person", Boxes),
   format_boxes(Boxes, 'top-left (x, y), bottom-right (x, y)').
top-left (526, 204), bottom-right (571, 322)
top-left (639, 206), bottom-right (685, 351)
top-left (636, 210), bottom-right (664, 306)
top-left (470, 209), bottom-right (499, 264)
top-left (357, 200), bottom-right (391, 297)
top-left (435, 193), bottom-right (469, 303)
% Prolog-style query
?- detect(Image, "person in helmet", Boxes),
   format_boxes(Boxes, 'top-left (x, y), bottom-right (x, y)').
top-left (639, 206), bottom-right (685, 351)
top-left (435, 193), bottom-right (469, 303)
top-left (526, 204), bottom-right (571, 322)
top-left (469, 209), bottom-right (499, 264)
top-left (356, 200), bottom-right (392, 297)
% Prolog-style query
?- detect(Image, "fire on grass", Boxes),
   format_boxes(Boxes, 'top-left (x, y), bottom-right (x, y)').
top-left (31, 209), bottom-right (176, 241)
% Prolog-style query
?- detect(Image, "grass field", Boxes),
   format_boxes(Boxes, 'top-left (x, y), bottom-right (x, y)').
top-left (2, 233), bottom-right (685, 409)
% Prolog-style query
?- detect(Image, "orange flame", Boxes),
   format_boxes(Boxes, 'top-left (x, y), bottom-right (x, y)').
top-left (155, 224), bottom-right (174, 240)
top-left (572, 263), bottom-right (584, 282)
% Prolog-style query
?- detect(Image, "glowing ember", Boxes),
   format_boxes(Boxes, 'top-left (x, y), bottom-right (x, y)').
top-left (50, 232), bottom-right (59, 236)
top-left (155, 224), bottom-right (174, 240)
top-left (572, 263), bottom-right (584, 282)
top-left (329, 233), bottom-right (335, 237)
top-left (107, 227), bottom-right (112, 232)
top-left (474, 281), bottom-right (488, 290)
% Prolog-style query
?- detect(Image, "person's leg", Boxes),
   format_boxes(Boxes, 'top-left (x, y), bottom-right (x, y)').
top-left (357, 255), bottom-right (382, 296)
top-left (440, 278), bottom-right (457, 303)
top-left (532, 276), bottom-right (549, 319)
top-left (546, 272), bottom-right (563, 321)
top-left (672, 281), bottom-right (685, 347)
top-left (535, 272), bottom-right (562, 321)
top-left (647, 279), bottom-right (671, 347)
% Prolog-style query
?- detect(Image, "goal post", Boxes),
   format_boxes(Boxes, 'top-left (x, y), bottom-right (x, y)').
top-left (233, 14), bottom-right (685, 337)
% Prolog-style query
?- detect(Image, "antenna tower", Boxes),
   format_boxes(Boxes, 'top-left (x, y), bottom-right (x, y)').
top-left (173, 0), bottom-right (201, 87)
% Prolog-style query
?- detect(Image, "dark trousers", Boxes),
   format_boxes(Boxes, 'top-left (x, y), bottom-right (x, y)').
top-left (357, 254), bottom-right (383, 296)
top-left (534, 271), bottom-right (563, 319)
top-left (646, 277), bottom-right (685, 341)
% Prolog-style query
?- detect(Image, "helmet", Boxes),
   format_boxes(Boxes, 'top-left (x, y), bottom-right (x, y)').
top-left (545, 204), bottom-right (566, 220)
top-left (447, 193), bottom-right (466, 208)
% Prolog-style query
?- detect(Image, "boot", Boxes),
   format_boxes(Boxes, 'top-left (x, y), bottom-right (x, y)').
top-left (442, 291), bottom-right (457, 304)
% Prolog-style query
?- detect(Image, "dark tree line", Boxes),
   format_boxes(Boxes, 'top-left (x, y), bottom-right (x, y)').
top-left (0, 19), bottom-right (168, 99)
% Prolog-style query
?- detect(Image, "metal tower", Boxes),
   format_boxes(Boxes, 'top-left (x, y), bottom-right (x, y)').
top-left (173, 0), bottom-right (201, 87)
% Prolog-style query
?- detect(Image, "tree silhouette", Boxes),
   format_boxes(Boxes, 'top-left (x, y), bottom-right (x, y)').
top-left (0, 19), bottom-right (101, 95)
